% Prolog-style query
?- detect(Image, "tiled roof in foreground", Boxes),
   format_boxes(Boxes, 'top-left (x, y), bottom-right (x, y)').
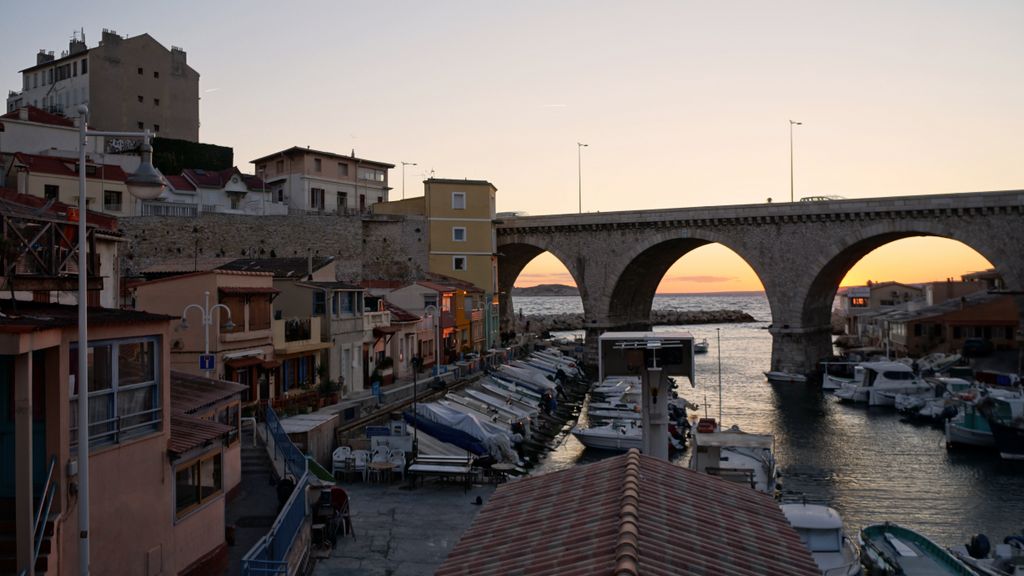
top-left (437, 449), bottom-right (820, 576)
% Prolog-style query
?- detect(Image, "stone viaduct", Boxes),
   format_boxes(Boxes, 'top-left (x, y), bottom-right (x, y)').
top-left (495, 190), bottom-right (1024, 375)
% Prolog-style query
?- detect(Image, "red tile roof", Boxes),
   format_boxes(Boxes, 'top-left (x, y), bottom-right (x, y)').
top-left (181, 167), bottom-right (266, 191)
top-left (383, 301), bottom-right (420, 323)
top-left (12, 152), bottom-right (128, 182)
top-left (0, 188), bottom-right (118, 231)
top-left (437, 450), bottom-right (821, 576)
top-left (164, 174), bottom-right (196, 191)
top-left (1, 105), bottom-right (75, 127)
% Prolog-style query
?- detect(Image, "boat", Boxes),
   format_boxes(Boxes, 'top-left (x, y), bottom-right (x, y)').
top-left (571, 420), bottom-right (684, 452)
top-left (949, 532), bottom-right (1024, 576)
top-left (979, 395), bottom-right (1024, 460)
top-left (765, 370), bottom-right (808, 384)
top-left (832, 361), bottom-right (932, 406)
top-left (779, 501), bottom-right (862, 575)
top-left (694, 338), bottom-right (709, 354)
top-left (859, 522), bottom-right (975, 575)
top-left (689, 418), bottom-right (778, 495)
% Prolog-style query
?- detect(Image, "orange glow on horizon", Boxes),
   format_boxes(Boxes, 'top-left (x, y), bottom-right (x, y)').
top-left (514, 238), bottom-right (992, 293)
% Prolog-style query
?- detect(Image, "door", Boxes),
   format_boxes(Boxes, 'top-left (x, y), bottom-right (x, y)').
top-left (0, 354), bottom-right (46, 498)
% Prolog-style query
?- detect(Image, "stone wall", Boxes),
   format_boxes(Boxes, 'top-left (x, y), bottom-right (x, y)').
top-left (119, 213), bottom-right (428, 282)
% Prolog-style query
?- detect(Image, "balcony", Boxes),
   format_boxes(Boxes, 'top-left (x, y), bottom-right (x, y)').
top-left (329, 314), bottom-right (364, 336)
top-left (141, 200), bottom-right (198, 217)
top-left (273, 316), bottom-right (330, 356)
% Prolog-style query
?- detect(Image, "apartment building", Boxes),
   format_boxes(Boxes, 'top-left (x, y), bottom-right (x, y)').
top-left (6, 29), bottom-right (200, 141)
top-left (6, 152), bottom-right (134, 218)
top-left (250, 146), bottom-right (393, 214)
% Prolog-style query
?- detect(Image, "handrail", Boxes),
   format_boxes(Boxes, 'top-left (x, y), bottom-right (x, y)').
top-left (240, 406), bottom-right (310, 576)
top-left (32, 455), bottom-right (58, 569)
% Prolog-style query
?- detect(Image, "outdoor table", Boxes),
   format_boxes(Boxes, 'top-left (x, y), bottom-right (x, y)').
top-left (368, 461), bottom-right (394, 484)
top-left (490, 462), bottom-right (516, 483)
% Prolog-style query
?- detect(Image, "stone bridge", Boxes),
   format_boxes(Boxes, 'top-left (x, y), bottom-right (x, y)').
top-left (495, 190), bottom-right (1024, 375)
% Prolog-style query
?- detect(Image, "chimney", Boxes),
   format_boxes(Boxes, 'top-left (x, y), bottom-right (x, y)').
top-left (36, 50), bottom-right (55, 65)
top-left (19, 108), bottom-right (29, 121)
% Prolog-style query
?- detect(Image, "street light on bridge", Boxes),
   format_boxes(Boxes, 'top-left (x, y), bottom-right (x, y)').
top-left (789, 120), bottom-right (802, 203)
top-left (577, 142), bottom-right (588, 213)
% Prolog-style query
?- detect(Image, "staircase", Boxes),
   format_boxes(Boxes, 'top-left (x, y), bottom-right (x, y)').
top-left (240, 427), bottom-right (273, 480)
top-left (0, 508), bottom-right (55, 576)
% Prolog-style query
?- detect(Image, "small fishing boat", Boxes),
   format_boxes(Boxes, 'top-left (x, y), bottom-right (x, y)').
top-left (859, 522), bottom-right (975, 575)
top-left (765, 370), bottom-right (808, 384)
top-left (694, 338), bottom-right (709, 354)
top-left (571, 420), bottom-right (684, 452)
top-left (949, 532), bottom-right (1024, 576)
top-left (978, 395), bottom-right (1024, 460)
top-left (779, 501), bottom-right (861, 575)
top-left (689, 418), bottom-right (778, 495)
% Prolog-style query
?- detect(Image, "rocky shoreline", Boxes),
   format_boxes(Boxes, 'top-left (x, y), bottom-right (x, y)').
top-left (519, 309), bottom-right (757, 334)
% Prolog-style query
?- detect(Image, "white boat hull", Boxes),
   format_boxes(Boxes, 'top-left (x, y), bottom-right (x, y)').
top-left (765, 371), bottom-right (807, 384)
top-left (571, 428), bottom-right (644, 451)
top-left (944, 420), bottom-right (994, 447)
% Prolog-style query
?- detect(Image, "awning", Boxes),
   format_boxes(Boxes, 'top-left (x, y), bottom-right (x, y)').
top-left (168, 413), bottom-right (233, 455)
top-left (226, 356), bottom-right (264, 369)
top-left (373, 326), bottom-right (399, 338)
top-left (218, 286), bottom-right (280, 295)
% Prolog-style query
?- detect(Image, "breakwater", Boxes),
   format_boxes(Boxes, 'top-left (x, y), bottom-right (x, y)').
top-left (521, 309), bottom-right (756, 334)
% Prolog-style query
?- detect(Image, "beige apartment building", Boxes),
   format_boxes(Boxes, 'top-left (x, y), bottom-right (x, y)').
top-left (6, 29), bottom-right (200, 141)
top-left (250, 147), bottom-right (393, 214)
top-left (6, 152), bottom-right (134, 217)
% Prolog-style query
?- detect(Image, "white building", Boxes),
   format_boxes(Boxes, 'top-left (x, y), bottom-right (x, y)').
top-left (250, 147), bottom-right (393, 214)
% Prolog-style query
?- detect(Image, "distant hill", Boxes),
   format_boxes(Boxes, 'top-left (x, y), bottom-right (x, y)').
top-left (511, 284), bottom-right (580, 296)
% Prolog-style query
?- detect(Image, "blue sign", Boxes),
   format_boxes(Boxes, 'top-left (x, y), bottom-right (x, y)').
top-left (199, 354), bottom-right (216, 371)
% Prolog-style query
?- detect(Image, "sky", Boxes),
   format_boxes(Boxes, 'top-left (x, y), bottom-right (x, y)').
top-left (3, 1), bottom-right (1019, 292)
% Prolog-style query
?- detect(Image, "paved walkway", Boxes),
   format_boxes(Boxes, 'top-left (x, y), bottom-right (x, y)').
top-left (225, 428), bottom-right (281, 576)
top-left (312, 480), bottom-right (497, 576)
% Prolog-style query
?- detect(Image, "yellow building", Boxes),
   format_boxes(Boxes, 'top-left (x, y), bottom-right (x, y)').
top-left (423, 178), bottom-right (497, 293)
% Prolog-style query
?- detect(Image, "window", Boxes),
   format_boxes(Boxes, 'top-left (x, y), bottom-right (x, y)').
top-left (310, 187), bottom-right (325, 210)
top-left (137, 67), bottom-right (144, 75)
top-left (338, 162), bottom-right (349, 177)
top-left (276, 189), bottom-right (285, 203)
top-left (69, 337), bottom-right (161, 449)
top-left (137, 95), bottom-right (144, 103)
top-left (453, 256), bottom-right (467, 271)
top-left (154, 98), bottom-right (160, 106)
top-left (377, 196), bottom-right (382, 204)
top-left (221, 297), bottom-right (244, 331)
top-left (313, 291), bottom-right (326, 315)
top-left (216, 403), bottom-right (240, 445)
top-left (423, 295), bottom-right (437, 309)
top-left (441, 295), bottom-right (452, 312)
top-left (314, 158), bottom-right (322, 172)
top-left (104, 190), bottom-right (122, 212)
top-left (153, 124), bottom-right (160, 133)
top-left (249, 296), bottom-right (271, 331)
top-left (44, 185), bottom-right (59, 201)
top-left (452, 227), bottom-right (467, 242)
top-left (137, 121), bottom-right (144, 129)
top-left (153, 70), bottom-right (159, 79)
top-left (452, 192), bottom-right (466, 210)
top-left (337, 192), bottom-right (348, 212)
top-left (357, 167), bottom-right (385, 182)
top-left (333, 291), bottom-right (355, 316)
top-left (850, 297), bottom-right (867, 308)
top-left (73, 61), bottom-right (77, 76)
top-left (175, 452), bottom-right (222, 519)
top-left (275, 159), bottom-right (284, 172)
top-left (81, 58), bottom-right (87, 74)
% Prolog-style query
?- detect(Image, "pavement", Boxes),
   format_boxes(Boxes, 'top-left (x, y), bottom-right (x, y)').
top-left (311, 480), bottom-right (497, 576)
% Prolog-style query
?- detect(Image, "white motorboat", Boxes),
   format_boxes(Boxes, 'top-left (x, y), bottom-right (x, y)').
top-left (689, 418), bottom-right (778, 495)
top-left (765, 370), bottom-right (808, 384)
top-left (571, 420), bottom-right (645, 451)
top-left (780, 502), bottom-right (862, 576)
top-left (895, 377), bottom-right (972, 421)
top-left (949, 532), bottom-right (1024, 576)
top-left (832, 361), bottom-right (932, 406)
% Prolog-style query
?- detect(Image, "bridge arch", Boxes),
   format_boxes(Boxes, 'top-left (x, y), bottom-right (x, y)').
top-left (496, 240), bottom-right (586, 330)
top-left (603, 229), bottom-right (773, 328)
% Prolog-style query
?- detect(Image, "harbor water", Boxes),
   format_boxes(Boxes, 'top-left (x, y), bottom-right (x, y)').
top-left (516, 293), bottom-right (1024, 547)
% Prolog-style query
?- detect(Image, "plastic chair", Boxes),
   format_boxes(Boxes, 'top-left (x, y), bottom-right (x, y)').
top-left (331, 486), bottom-right (355, 540)
top-left (351, 449), bottom-right (369, 482)
top-left (332, 446), bottom-right (352, 479)
top-left (388, 450), bottom-right (406, 481)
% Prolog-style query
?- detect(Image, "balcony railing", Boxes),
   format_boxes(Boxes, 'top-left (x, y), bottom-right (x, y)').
top-left (140, 201), bottom-right (198, 217)
top-left (284, 318), bottom-right (311, 342)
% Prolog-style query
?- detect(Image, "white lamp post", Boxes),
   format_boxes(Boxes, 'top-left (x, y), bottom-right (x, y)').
top-left (425, 304), bottom-right (440, 375)
top-left (577, 142), bottom-right (588, 213)
top-left (401, 161), bottom-right (417, 200)
top-left (789, 120), bottom-right (802, 203)
top-left (76, 104), bottom-right (165, 576)
top-left (181, 290), bottom-right (235, 379)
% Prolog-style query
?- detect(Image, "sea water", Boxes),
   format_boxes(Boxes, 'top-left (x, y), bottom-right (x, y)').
top-left (515, 293), bottom-right (1024, 547)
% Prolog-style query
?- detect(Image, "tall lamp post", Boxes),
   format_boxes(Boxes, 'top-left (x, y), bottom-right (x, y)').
top-left (181, 290), bottom-right (235, 379)
top-left (401, 161), bottom-right (417, 200)
top-left (76, 104), bottom-right (165, 576)
top-left (577, 142), bottom-right (588, 213)
top-left (789, 120), bottom-right (802, 202)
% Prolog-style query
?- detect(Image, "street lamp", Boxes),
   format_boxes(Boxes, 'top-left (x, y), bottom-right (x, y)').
top-left (401, 161), bottom-right (417, 200)
top-left (75, 104), bottom-right (165, 576)
top-left (577, 142), bottom-right (588, 213)
top-left (181, 290), bottom-right (235, 379)
top-left (789, 120), bottom-right (802, 203)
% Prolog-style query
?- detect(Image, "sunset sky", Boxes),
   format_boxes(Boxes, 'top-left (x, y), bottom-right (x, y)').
top-left (3, 1), bottom-right (1018, 292)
